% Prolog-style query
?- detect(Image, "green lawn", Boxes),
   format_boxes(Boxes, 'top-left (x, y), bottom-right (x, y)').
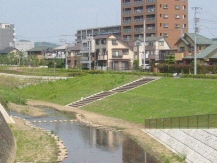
top-left (82, 78), bottom-right (217, 124)
top-left (16, 74), bottom-right (141, 105)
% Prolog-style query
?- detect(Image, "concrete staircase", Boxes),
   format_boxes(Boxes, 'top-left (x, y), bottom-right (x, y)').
top-left (68, 77), bottom-right (158, 108)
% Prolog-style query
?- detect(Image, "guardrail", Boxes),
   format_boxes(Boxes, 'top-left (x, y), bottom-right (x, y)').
top-left (145, 114), bottom-right (217, 129)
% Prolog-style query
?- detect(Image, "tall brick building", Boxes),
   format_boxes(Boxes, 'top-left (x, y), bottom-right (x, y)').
top-left (121, 0), bottom-right (188, 49)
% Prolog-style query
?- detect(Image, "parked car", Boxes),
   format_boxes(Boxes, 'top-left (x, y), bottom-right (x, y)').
top-left (141, 64), bottom-right (150, 70)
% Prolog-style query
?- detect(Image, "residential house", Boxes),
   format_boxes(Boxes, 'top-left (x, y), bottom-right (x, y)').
top-left (95, 34), bottom-right (134, 70)
top-left (27, 46), bottom-right (50, 61)
top-left (174, 33), bottom-right (215, 65)
top-left (67, 42), bottom-right (82, 68)
top-left (134, 36), bottom-right (172, 66)
top-left (0, 47), bottom-right (19, 55)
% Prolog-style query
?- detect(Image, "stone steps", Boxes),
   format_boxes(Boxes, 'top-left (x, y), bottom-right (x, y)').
top-left (68, 77), bottom-right (158, 108)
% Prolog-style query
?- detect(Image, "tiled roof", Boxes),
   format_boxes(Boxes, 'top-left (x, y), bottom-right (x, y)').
top-left (27, 46), bottom-right (50, 52)
top-left (186, 33), bottom-right (213, 45)
top-left (0, 47), bottom-right (18, 54)
top-left (180, 37), bottom-right (190, 45)
top-left (210, 53), bottom-right (217, 59)
top-left (94, 34), bottom-right (112, 39)
top-left (197, 42), bottom-right (217, 59)
top-left (68, 43), bottom-right (82, 51)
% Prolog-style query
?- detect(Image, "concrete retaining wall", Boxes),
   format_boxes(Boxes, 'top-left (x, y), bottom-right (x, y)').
top-left (0, 111), bottom-right (16, 163)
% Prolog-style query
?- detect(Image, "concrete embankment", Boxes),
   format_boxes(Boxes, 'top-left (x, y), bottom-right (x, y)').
top-left (144, 129), bottom-right (217, 163)
top-left (0, 111), bottom-right (16, 163)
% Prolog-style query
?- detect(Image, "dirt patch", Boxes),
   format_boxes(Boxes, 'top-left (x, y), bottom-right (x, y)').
top-left (8, 103), bottom-right (48, 117)
top-left (26, 100), bottom-right (183, 163)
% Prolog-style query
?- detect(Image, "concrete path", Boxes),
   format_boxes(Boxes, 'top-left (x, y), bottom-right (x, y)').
top-left (0, 73), bottom-right (70, 80)
top-left (143, 129), bottom-right (217, 163)
top-left (0, 104), bottom-right (15, 124)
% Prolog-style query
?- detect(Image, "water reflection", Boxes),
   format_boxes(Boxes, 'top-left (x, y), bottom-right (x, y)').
top-left (11, 109), bottom-right (159, 163)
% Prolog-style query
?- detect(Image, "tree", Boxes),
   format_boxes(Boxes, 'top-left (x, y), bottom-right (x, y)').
top-left (133, 59), bottom-right (139, 70)
top-left (165, 54), bottom-right (175, 64)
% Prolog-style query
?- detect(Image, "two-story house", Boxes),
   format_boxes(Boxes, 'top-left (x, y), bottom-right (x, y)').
top-left (95, 34), bottom-right (134, 70)
top-left (174, 33), bottom-right (216, 65)
top-left (134, 37), bottom-right (172, 66)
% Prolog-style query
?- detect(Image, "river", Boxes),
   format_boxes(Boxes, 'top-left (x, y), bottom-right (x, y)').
top-left (11, 108), bottom-right (159, 163)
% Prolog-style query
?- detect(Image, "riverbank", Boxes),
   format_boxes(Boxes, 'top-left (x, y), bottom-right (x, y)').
top-left (11, 117), bottom-right (57, 162)
top-left (27, 100), bottom-right (183, 163)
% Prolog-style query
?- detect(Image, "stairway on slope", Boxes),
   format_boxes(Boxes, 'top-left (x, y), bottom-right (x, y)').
top-left (69, 91), bottom-right (115, 108)
top-left (68, 77), bottom-right (158, 108)
top-left (112, 77), bottom-right (155, 93)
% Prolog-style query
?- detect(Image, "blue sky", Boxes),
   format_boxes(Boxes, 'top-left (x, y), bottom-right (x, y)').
top-left (0, 0), bottom-right (217, 44)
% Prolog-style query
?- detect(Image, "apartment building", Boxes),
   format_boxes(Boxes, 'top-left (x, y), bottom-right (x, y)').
top-left (0, 23), bottom-right (16, 50)
top-left (75, 25), bottom-right (121, 43)
top-left (121, 0), bottom-right (188, 49)
top-left (15, 40), bottom-right (34, 52)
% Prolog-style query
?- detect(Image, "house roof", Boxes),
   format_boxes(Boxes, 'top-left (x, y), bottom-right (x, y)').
top-left (94, 34), bottom-right (112, 39)
top-left (0, 47), bottom-right (18, 54)
top-left (187, 33), bottom-right (213, 45)
top-left (27, 46), bottom-right (50, 52)
top-left (174, 33), bottom-right (213, 46)
top-left (210, 53), bottom-right (217, 59)
top-left (53, 43), bottom-right (74, 51)
top-left (197, 42), bottom-right (217, 59)
top-left (68, 43), bottom-right (82, 51)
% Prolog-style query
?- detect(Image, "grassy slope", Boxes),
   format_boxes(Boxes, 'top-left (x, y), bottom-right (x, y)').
top-left (17, 74), bottom-right (141, 105)
top-left (82, 78), bottom-right (217, 124)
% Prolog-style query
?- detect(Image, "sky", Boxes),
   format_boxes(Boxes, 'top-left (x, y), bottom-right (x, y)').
top-left (0, 0), bottom-right (217, 44)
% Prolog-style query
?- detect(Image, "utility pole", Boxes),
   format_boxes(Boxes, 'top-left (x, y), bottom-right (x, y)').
top-left (88, 35), bottom-right (91, 70)
top-left (192, 7), bottom-right (201, 75)
top-left (143, 19), bottom-right (146, 70)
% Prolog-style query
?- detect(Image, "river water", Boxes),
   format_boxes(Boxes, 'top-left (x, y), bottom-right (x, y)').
top-left (11, 108), bottom-right (159, 163)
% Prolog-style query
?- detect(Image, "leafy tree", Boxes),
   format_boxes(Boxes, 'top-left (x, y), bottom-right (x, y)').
top-left (133, 59), bottom-right (139, 70)
top-left (165, 54), bottom-right (175, 64)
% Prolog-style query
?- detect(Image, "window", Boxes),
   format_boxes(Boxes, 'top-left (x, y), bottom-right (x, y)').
top-left (101, 39), bottom-right (106, 44)
top-left (163, 4), bottom-right (168, 9)
top-left (183, 24), bottom-right (187, 28)
top-left (175, 24), bottom-right (180, 28)
top-left (163, 33), bottom-right (168, 37)
top-left (112, 50), bottom-right (119, 56)
top-left (96, 40), bottom-right (100, 45)
top-left (183, 15), bottom-right (187, 20)
top-left (159, 41), bottom-right (164, 46)
top-left (175, 5), bottom-right (180, 10)
top-left (180, 47), bottom-right (185, 52)
top-left (5, 25), bottom-right (10, 28)
top-left (112, 39), bottom-right (118, 45)
top-left (163, 14), bottom-right (168, 18)
top-left (122, 50), bottom-right (129, 55)
top-left (183, 5), bottom-right (186, 11)
top-left (164, 23), bottom-right (168, 28)
top-left (175, 14), bottom-right (180, 19)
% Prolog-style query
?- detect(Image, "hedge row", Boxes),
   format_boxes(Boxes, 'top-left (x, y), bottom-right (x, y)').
top-left (157, 64), bottom-right (217, 74)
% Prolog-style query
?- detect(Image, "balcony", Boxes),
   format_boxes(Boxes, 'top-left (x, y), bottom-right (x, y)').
top-left (134, 0), bottom-right (143, 5)
top-left (124, 29), bottom-right (132, 33)
top-left (98, 55), bottom-right (108, 60)
top-left (147, 8), bottom-right (155, 13)
top-left (146, 0), bottom-right (156, 3)
top-left (134, 28), bottom-right (144, 33)
top-left (146, 17), bottom-right (155, 22)
top-left (123, 2), bottom-right (131, 6)
top-left (146, 27), bottom-right (155, 32)
top-left (123, 20), bottom-right (132, 24)
top-left (123, 11), bottom-right (131, 15)
top-left (112, 55), bottom-right (123, 58)
top-left (134, 19), bottom-right (143, 23)
top-left (134, 10), bottom-right (143, 14)
top-left (175, 53), bottom-right (184, 61)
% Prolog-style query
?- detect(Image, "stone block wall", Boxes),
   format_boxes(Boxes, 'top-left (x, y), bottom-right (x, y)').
top-left (0, 111), bottom-right (16, 163)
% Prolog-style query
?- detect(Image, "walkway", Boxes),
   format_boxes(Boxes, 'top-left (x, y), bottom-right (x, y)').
top-left (143, 129), bottom-right (217, 163)
top-left (68, 77), bottom-right (159, 108)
